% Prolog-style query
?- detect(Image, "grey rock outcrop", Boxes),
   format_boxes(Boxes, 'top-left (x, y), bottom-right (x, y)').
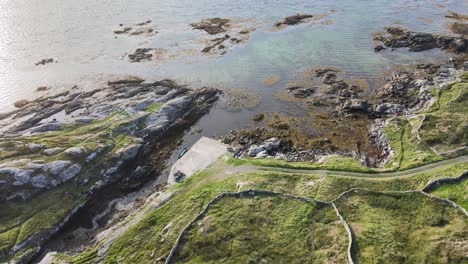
top-left (43, 148), bottom-right (63, 156)
top-left (42, 160), bottom-right (72, 175)
top-left (59, 164), bottom-right (82, 182)
top-left (115, 144), bottom-right (142, 161)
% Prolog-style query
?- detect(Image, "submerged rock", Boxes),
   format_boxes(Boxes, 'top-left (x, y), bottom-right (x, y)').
top-left (275, 14), bottom-right (314, 27)
top-left (128, 48), bottom-right (153, 62)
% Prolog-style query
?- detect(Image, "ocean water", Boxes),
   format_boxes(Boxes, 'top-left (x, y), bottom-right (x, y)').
top-left (0, 0), bottom-right (466, 113)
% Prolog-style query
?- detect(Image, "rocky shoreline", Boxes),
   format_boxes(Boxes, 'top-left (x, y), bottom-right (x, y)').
top-left (223, 56), bottom-right (467, 167)
top-left (0, 78), bottom-right (218, 262)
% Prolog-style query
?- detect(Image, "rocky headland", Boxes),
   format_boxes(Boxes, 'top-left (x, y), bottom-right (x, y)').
top-left (0, 78), bottom-right (218, 262)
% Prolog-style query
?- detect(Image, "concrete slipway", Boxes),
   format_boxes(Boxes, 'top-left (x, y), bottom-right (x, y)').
top-left (168, 137), bottom-right (228, 185)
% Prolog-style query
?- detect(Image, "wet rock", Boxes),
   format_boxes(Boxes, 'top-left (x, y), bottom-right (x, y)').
top-left (43, 147), bottom-right (62, 156)
top-left (287, 86), bottom-right (315, 98)
top-left (374, 27), bottom-right (468, 53)
top-left (342, 99), bottom-right (369, 112)
top-left (449, 22), bottom-right (468, 36)
top-left (252, 113), bottom-right (265, 122)
top-left (59, 164), bottom-right (81, 182)
top-left (108, 77), bottom-right (144, 86)
top-left (374, 45), bottom-right (386, 52)
top-left (35, 58), bottom-right (54, 66)
top-left (322, 72), bottom-right (338, 84)
top-left (202, 34), bottom-right (231, 53)
top-left (275, 14), bottom-right (314, 27)
top-left (114, 27), bottom-right (132, 34)
top-left (315, 68), bottom-right (337, 77)
top-left (36, 86), bottom-right (49, 92)
top-left (14, 100), bottom-right (31, 108)
top-left (328, 81), bottom-right (349, 95)
top-left (309, 96), bottom-right (340, 106)
top-left (129, 48), bottom-right (153, 62)
top-left (191, 18), bottom-right (230, 35)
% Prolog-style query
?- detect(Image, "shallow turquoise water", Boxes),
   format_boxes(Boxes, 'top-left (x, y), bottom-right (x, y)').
top-left (0, 0), bottom-right (465, 113)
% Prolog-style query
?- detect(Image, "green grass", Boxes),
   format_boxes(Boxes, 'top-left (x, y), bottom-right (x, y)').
top-left (381, 76), bottom-right (468, 170)
top-left (335, 191), bottom-right (468, 263)
top-left (101, 157), bottom-right (467, 263)
top-left (173, 195), bottom-right (348, 264)
top-left (144, 102), bottom-right (163, 113)
top-left (0, 182), bottom-right (88, 262)
top-left (55, 244), bottom-right (99, 264)
top-left (383, 117), bottom-right (441, 170)
top-left (314, 162), bottom-right (467, 201)
top-left (228, 155), bottom-right (376, 173)
top-left (430, 178), bottom-right (468, 210)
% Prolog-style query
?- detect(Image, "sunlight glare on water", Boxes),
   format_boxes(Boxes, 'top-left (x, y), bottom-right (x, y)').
top-left (0, 0), bottom-right (466, 112)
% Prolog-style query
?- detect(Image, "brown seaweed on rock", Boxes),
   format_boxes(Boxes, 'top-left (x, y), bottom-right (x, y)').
top-left (191, 18), bottom-right (230, 35)
top-left (374, 27), bottom-right (467, 53)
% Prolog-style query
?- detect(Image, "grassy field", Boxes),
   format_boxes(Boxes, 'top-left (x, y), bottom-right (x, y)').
top-left (430, 177), bottom-right (468, 211)
top-left (92, 156), bottom-right (468, 264)
top-left (173, 195), bottom-right (348, 264)
top-left (335, 191), bottom-right (467, 263)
